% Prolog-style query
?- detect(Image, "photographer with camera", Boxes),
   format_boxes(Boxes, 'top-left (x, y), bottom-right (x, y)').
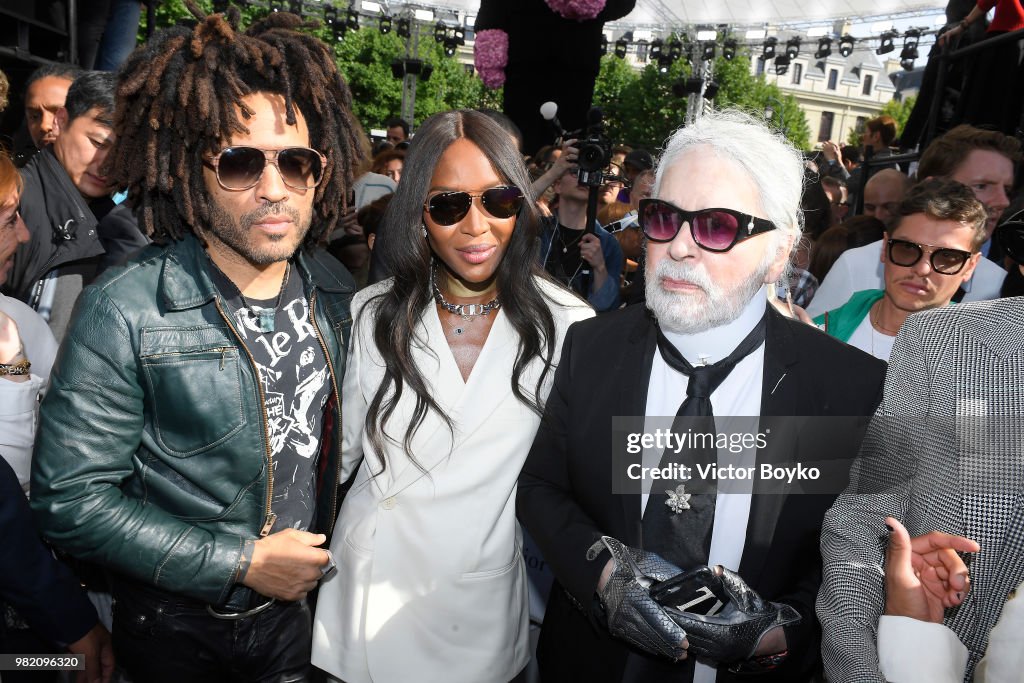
top-left (539, 168), bottom-right (624, 312)
top-left (538, 110), bottom-right (624, 312)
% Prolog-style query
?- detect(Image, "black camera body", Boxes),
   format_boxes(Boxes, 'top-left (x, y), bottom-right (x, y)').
top-left (573, 109), bottom-right (612, 188)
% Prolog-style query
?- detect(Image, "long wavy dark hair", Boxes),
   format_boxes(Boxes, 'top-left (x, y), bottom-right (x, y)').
top-left (364, 109), bottom-right (558, 471)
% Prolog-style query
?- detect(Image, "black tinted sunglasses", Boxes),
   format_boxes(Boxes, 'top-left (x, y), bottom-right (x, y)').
top-left (424, 186), bottom-right (524, 226)
top-left (638, 198), bottom-right (777, 252)
top-left (996, 211), bottom-right (1024, 265)
top-left (203, 146), bottom-right (327, 191)
top-left (886, 238), bottom-right (973, 275)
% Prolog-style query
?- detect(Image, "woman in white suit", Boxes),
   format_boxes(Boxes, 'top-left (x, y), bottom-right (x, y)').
top-left (312, 110), bottom-right (594, 683)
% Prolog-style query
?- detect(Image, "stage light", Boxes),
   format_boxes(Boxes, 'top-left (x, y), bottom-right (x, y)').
top-left (668, 39), bottom-right (683, 61)
top-left (268, 1), bottom-right (283, 12)
top-left (614, 37), bottom-right (628, 59)
top-left (839, 34), bottom-right (855, 57)
top-left (600, 35), bottom-right (608, 55)
top-left (761, 37), bottom-right (777, 61)
top-left (453, 26), bottom-right (465, 44)
top-left (650, 39), bottom-right (664, 61)
top-left (396, 17), bottom-right (411, 38)
top-left (704, 80), bottom-right (719, 99)
top-left (346, 8), bottom-right (359, 30)
top-left (774, 54), bottom-right (790, 76)
top-left (444, 39), bottom-right (458, 57)
top-left (702, 41), bottom-right (716, 61)
top-left (876, 31), bottom-right (896, 55)
top-left (815, 36), bottom-right (832, 59)
top-left (434, 22), bottom-right (446, 43)
top-left (900, 30), bottom-right (920, 69)
top-left (723, 39), bottom-right (737, 60)
top-left (785, 37), bottom-right (800, 60)
top-left (379, 15), bottom-right (392, 34)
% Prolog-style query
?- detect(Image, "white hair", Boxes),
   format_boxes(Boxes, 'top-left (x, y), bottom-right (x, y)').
top-left (653, 108), bottom-right (805, 249)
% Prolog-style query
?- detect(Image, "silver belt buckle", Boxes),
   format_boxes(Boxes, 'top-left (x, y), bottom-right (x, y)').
top-left (205, 597), bottom-right (275, 620)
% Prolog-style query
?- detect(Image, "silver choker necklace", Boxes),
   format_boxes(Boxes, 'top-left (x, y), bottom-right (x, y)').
top-left (431, 262), bottom-right (500, 318)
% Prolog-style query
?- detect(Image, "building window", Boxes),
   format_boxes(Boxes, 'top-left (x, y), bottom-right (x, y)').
top-left (855, 116), bottom-right (867, 134)
top-left (827, 69), bottom-right (838, 90)
top-left (862, 74), bottom-right (873, 96)
top-left (819, 111), bottom-right (835, 142)
top-left (792, 63), bottom-right (803, 85)
top-left (755, 58), bottom-right (765, 76)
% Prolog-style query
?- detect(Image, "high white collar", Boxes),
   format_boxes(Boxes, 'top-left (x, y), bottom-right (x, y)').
top-left (660, 286), bottom-right (769, 366)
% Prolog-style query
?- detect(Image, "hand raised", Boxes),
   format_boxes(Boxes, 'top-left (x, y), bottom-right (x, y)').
top-left (883, 517), bottom-right (979, 623)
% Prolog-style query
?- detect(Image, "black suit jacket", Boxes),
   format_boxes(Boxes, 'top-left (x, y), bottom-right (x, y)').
top-left (518, 303), bottom-right (886, 683)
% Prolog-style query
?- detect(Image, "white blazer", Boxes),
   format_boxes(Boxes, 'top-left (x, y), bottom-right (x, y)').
top-left (312, 276), bottom-right (593, 683)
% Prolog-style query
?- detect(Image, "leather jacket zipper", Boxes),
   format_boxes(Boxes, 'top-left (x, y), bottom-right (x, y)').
top-left (214, 297), bottom-right (276, 537)
top-left (309, 290), bottom-right (344, 531)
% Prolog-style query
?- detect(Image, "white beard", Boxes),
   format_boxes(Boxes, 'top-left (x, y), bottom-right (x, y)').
top-left (645, 254), bottom-right (773, 334)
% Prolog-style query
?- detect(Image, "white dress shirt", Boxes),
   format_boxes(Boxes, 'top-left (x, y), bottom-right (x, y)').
top-left (642, 288), bottom-right (768, 683)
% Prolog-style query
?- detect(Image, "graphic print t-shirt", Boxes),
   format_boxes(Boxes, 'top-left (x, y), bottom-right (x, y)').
top-left (210, 263), bottom-right (332, 532)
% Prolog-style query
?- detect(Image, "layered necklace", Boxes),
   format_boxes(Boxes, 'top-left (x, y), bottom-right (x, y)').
top-left (430, 261), bottom-right (500, 336)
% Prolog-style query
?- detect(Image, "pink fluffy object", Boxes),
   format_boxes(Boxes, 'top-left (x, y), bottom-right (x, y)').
top-left (545, 0), bottom-right (606, 20)
top-left (474, 29), bottom-right (509, 89)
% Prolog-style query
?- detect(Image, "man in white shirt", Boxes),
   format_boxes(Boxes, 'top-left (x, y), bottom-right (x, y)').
top-left (519, 109), bottom-right (885, 683)
top-left (807, 125), bottom-right (1018, 318)
top-left (813, 178), bottom-right (987, 361)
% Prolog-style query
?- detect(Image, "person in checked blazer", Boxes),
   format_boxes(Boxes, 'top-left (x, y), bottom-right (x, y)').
top-left (819, 219), bottom-right (1024, 682)
top-left (311, 110), bottom-right (593, 683)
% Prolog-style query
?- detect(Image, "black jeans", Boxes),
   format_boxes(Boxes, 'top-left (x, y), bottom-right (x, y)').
top-left (112, 582), bottom-right (312, 683)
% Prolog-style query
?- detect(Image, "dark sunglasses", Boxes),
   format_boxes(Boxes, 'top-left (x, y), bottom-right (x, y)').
top-left (886, 238), bottom-right (973, 275)
top-left (995, 211), bottom-right (1024, 265)
top-left (203, 146), bottom-right (327, 191)
top-left (638, 198), bottom-right (777, 252)
top-left (424, 186), bottom-right (524, 226)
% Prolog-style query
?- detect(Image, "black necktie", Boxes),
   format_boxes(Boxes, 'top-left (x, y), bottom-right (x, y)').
top-left (641, 311), bottom-right (768, 571)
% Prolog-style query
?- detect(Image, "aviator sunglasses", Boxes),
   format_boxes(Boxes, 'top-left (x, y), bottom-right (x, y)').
top-left (424, 186), bottom-right (525, 226)
top-left (886, 238), bottom-right (973, 275)
top-left (638, 198), bottom-right (777, 252)
top-left (203, 146), bottom-right (327, 191)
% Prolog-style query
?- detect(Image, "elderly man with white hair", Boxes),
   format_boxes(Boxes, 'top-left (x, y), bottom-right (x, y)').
top-left (517, 109), bottom-right (886, 683)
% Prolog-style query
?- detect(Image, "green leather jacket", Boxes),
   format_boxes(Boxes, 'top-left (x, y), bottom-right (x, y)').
top-left (30, 234), bottom-right (354, 605)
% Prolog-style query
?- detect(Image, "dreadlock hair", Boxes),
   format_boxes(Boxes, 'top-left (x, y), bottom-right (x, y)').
top-left (107, 2), bottom-right (363, 246)
top-left (363, 109), bottom-right (559, 473)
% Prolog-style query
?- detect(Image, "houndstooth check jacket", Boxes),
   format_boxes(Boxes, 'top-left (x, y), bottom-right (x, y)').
top-left (818, 296), bottom-right (1024, 683)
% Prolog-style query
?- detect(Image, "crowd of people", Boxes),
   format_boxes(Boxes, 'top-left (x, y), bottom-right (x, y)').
top-left (1, 3), bottom-right (1023, 683)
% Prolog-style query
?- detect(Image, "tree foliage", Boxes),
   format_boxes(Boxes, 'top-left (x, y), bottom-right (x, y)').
top-left (846, 96), bottom-right (917, 147)
top-left (140, 5), bottom-right (811, 150)
top-left (139, 1), bottom-right (497, 133)
top-left (592, 51), bottom-right (811, 152)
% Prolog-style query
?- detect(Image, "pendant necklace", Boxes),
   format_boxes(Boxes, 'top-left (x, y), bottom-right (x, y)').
top-left (239, 262), bottom-right (290, 334)
top-left (558, 226), bottom-right (584, 254)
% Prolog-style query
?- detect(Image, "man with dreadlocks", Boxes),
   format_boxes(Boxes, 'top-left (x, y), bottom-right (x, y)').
top-left (29, 4), bottom-right (363, 681)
